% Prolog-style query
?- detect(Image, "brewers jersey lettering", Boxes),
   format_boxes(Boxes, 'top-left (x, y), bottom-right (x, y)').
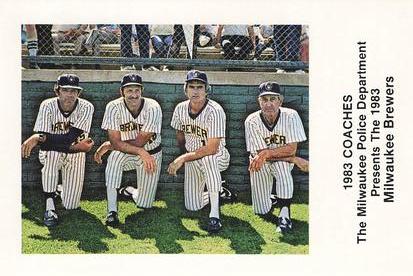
top-left (245, 107), bottom-right (306, 214)
top-left (34, 97), bottom-right (94, 209)
top-left (101, 97), bottom-right (162, 208)
top-left (171, 99), bottom-right (230, 210)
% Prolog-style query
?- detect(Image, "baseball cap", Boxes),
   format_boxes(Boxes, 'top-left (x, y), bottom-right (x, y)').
top-left (121, 73), bottom-right (143, 88)
top-left (258, 81), bottom-right (282, 97)
top-left (186, 70), bottom-right (208, 84)
top-left (57, 74), bottom-right (82, 90)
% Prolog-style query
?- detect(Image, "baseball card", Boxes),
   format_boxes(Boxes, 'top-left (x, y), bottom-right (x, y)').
top-left (1, 0), bottom-right (412, 275)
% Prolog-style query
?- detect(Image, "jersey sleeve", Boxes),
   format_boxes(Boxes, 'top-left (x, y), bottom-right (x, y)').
top-left (206, 108), bottom-right (225, 138)
top-left (71, 102), bottom-right (94, 133)
top-left (245, 119), bottom-right (268, 154)
top-left (33, 101), bottom-right (52, 133)
top-left (170, 105), bottom-right (181, 131)
top-left (101, 102), bottom-right (120, 131)
top-left (286, 110), bottom-right (307, 143)
top-left (141, 105), bottom-right (162, 133)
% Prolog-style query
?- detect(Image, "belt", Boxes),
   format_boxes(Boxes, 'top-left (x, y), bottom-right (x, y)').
top-left (148, 145), bottom-right (162, 155)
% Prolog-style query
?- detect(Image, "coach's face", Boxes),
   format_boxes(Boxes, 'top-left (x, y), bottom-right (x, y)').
top-left (57, 87), bottom-right (81, 107)
top-left (122, 85), bottom-right (142, 107)
top-left (259, 95), bottom-right (283, 115)
top-left (186, 80), bottom-right (207, 104)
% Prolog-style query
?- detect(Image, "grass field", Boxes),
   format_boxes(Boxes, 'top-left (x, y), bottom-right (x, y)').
top-left (22, 188), bottom-right (308, 254)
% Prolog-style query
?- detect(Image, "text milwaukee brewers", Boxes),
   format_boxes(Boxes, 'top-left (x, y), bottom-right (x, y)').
top-left (341, 41), bottom-right (395, 244)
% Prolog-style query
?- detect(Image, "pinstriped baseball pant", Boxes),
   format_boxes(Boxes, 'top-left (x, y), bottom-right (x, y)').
top-left (105, 150), bottom-right (162, 208)
top-left (39, 150), bottom-right (85, 209)
top-left (250, 160), bottom-right (294, 214)
top-left (184, 147), bottom-right (230, 211)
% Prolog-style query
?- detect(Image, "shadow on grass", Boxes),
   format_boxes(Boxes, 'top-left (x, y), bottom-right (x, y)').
top-left (22, 189), bottom-right (115, 253)
top-left (252, 203), bottom-right (308, 248)
top-left (207, 212), bottom-right (266, 254)
top-left (279, 218), bottom-right (309, 246)
top-left (120, 192), bottom-right (266, 254)
top-left (121, 206), bottom-right (199, 254)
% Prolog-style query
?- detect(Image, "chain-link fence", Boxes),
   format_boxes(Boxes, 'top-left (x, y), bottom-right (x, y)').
top-left (22, 24), bottom-right (309, 71)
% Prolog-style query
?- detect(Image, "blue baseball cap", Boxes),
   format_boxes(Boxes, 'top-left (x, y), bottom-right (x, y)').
top-left (258, 81), bottom-right (282, 97)
top-left (186, 70), bottom-right (208, 84)
top-left (121, 73), bottom-right (143, 88)
top-left (57, 74), bottom-right (82, 90)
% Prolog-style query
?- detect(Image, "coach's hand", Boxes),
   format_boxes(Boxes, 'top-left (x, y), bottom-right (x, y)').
top-left (138, 149), bottom-right (156, 174)
top-left (21, 134), bottom-right (41, 158)
top-left (248, 150), bottom-right (269, 172)
top-left (292, 156), bottom-right (309, 173)
top-left (94, 141), bottom-right (112, 164)
top-left (70, 138), bottom-right (94, 153)
top-left (167, 157), bottom-right (184, 176)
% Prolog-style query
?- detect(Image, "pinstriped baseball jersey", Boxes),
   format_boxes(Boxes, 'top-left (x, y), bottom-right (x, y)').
top-left (171, 99), bottom-right (226, 152)
top-left (33, 97), bottom-right (94, 210)
top-left (245, 107), bottom-right (306, 214)
top-left (101, 97), bottom-right (162, 151)
top-left (245, 107), bottom-right (306, 155)
top-left (34, 97), bottom-right (94, 135)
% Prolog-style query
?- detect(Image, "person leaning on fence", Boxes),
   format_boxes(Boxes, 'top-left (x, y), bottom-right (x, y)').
top-left (52, 25), bottom-right (91, 56)
top-left (215, 25), bottom-right (255, 60)
top-left (120, 24), bottom-right (150, 70)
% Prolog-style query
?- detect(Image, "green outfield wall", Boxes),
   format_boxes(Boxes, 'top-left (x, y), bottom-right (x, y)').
top-left (22, 70), bottom-right (309, 191)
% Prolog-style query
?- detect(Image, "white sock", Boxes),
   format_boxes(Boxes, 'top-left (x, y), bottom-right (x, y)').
top-left (279, 206), bottom-right (290, 219)
top-left (46, 197), bottom-right (55, 211)
top-left (27, 39), bottom-right (38, 56)
top-left (126, 186), bottom-right (138, 204)
top-left (209, 192), bottom-right (220, 219)
top-left (107, 187), bottom-right (118, 213)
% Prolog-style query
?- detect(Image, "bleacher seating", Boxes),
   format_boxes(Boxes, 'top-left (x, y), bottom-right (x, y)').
top-left (22, 43), bottom-right (275, 60)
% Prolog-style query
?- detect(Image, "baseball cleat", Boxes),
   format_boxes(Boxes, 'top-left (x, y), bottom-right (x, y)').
top-left (276, 217), bottom-right (293, 234)
top-left (207, 217), bottom-right (222, 233)
top-left (43, 210), bottom-right (58, 227)
top-left (118, 186), bottom-right (134, 200)
top-left (220, 182), bottom-right (237, 203)
top-left (105, 211), bottom-right (120, 227)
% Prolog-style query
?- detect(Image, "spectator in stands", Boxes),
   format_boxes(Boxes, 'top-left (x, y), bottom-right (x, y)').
top-left (196, 25), bottom-right (216, 48)
top-left (52, 25), bottom-right (90, 56)
top-left (25, 24), bottom-right (40, 69)
top-left (273, 25), bottom-right (302, 61)
top-left (215, 25), bottom-right (255, 60)
top-left (300, 25), bottom-right (309, 64)
top-left (86, 24), bottom-right (121, 56)
top-left (254, 25), bottom-right (274, 60)
top-left (149, 24), bottom-right (174, 58)
top-left (120, 24), bottom-right (150, 70)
